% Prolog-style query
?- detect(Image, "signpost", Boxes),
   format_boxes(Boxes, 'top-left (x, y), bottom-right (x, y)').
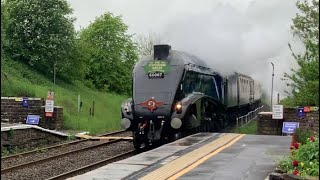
top-left (282, 122), bottom-right (299, 134)
top-left (26, 115), bottom-right (40, 125)
top-left (272, 105), bottom-right (283, 119)
top-left (45, 90), bottom-right (54, 117)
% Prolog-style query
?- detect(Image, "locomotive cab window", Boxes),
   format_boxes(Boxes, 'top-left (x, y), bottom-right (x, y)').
top-left (182, 71), bottom-right (219, 100)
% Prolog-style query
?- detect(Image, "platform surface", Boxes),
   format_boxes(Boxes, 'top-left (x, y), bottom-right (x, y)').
top-left (1, 122), bottom-right (68, 137)
top-left (69, 133), bottom-right (291, 180)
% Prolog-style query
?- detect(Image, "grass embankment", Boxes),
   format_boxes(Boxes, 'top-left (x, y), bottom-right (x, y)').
top-left (1, 60), bottom-right (127, 135)
top-left (232, 121), bottom-right (257, 134)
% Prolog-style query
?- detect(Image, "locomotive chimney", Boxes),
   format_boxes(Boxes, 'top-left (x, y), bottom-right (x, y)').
top-left (154, 44), bottom-right (171, 60)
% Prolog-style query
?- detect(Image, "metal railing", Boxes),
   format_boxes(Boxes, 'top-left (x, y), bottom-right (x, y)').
top-left (236, 105), bottom-right (264, 128)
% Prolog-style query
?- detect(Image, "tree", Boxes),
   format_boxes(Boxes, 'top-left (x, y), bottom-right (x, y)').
top-left (79, 13), bottom-right (138, 94)
top-left (134, 32), bottom-right (164, 57)
top-left (3, 0), bottom-right (78, 81)
top-left (282, 0), bottom-right (319, 106)
top-left (1, 2), bottom-right (9, 81)
top-left (1, 2), bottom-right (8, 60)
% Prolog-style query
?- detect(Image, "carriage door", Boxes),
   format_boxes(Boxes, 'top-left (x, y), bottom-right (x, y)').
top-left (249, 80), bottom-right (254, 103)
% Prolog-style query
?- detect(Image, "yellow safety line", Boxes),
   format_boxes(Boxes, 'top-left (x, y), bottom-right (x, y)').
top-left (168, 134), bottom-right (245, 180)
top-left (139, 133), bottom-right (245, 180)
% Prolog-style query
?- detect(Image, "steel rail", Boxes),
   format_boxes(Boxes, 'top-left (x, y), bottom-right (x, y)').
top-left (1, 130), bottom-right (128, 161)
top-left (1, 138), bottom-right (129, 174)
top-left (46, 150), bottom-right (137, 180)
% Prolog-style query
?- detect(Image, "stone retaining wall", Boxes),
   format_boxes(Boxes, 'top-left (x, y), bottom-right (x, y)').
top-left (257, 108), bottom-right (319, 135)
top-left (1, 97), bottom-right (63, 130)
top-left (1, 97), bottom-right (43, 123)
top-left (1, 128), bottom-right (67, 150)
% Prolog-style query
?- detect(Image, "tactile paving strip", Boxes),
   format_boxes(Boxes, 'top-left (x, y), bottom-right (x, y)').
top-left (140, 133), bottom-right (244, 180)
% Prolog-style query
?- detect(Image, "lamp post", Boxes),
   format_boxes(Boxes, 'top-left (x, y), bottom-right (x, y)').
top-left (271, 62), bottom-right (274, 110)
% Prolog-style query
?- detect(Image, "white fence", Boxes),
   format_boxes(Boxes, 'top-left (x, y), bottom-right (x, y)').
top-left (236, 105), bottom-right (264, 128)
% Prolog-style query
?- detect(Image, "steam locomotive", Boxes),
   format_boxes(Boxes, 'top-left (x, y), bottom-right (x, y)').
top-left (120, 45), bottom-right (262, 149)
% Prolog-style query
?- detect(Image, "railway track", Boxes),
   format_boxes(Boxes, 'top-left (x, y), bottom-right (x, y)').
top-left (1, 130), bottom-right (131, 165)
top-left (47, 150), bottom-right (136, 180)
top-left (1, 130), bottom-right (136, 180)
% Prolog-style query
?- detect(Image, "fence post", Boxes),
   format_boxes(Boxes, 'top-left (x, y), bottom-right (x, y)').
top-left (236, 117), bottom-right (239, 128)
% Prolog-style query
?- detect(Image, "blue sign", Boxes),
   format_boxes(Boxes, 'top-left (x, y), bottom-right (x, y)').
top-left (297, 107), bottom-right (305, 118)
top-left (26, 115), bottom-right (40, 125)
top-left (282, 122), bottom-right (299, 134)
top-left (22, 97), bottom-right (29, 107)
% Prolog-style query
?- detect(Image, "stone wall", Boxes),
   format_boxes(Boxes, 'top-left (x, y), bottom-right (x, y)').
top-left (257, 112), bottom-right (283, 135)
top-left (1, 97), bottom-right (63, 130)
top-left (257, 108), bottom-right (319, 135)
top-left (1, 97), bottom-right (43, 123)
top-left (283, 108), bottom-right (319, 133)
top-left (1, 128), bottom-right (67, 150)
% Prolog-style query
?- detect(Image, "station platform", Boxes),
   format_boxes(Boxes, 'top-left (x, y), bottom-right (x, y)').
top-left (68, 133), bottom-right (291, 180)
top-left (1, 122), bottom-right (68, 137)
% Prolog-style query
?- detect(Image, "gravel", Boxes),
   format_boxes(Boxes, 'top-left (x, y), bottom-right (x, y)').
top-left (1, 130), bottom-right (132, 169)
top-left (1, 141), bottom-right (134, 180)
top-left (1, 140), bottom-right (105, 169)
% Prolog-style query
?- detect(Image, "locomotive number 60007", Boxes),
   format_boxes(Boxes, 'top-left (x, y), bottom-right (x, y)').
top-left (148, 72), bottom-right (164, 79)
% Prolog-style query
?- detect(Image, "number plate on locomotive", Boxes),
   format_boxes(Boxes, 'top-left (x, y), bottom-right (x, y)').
top-left (148, 72), bottom-right (164, 79)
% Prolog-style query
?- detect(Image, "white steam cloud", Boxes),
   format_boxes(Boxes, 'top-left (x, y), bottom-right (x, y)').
top-left (68, 0), bottom-right (305, 102)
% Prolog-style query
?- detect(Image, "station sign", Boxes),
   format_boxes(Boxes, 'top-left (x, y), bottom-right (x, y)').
top-left (45, 100), bottom-right (54, 113)
top-left (304, 106), bottom-right (310, 113)
top-left (272, 105), bottom-right (283, 119)
top-left (26, 115), bottom-right (40, 125)
top-left (22, 97), bottom-right (29, 107)
top-left (15, 97), bottom-right (23, 102)
top-left (282, 122), bottom-right (299, 134)
top-left (45, 90), bottom-right (55, 117)
top-left (310, 106), bottom-right (319, 112)
top-left (297, 107), bottom-right (305, 119)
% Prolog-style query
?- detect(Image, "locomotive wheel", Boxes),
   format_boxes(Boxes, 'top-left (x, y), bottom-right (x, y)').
top-left (170, 132), bottom-right (181, 141)
top-left (201, 121), bottom-right (211, 132)
top-left (133, 133), bottom-right (145, 149)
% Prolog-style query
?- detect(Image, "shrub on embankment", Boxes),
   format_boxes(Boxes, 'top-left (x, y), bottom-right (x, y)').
top-left (1, 60), bottom-right (128, 135)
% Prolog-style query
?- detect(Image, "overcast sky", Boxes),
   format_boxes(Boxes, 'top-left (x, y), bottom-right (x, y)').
top-left (67, 0), bottom-right (304, 102)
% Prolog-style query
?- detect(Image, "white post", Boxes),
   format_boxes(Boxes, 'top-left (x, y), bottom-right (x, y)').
top-left (77, 94), bottom-right (81, 113)
top-left (236, 117), bottom-right (239, 128)
top-left (53, 63), bottom-right (57, 85)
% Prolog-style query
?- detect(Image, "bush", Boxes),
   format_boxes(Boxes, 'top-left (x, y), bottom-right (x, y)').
top-left (279, 135), bottom-right (319, 177)
top-left (1, 81), bottom-right (35, 97)
top-left (294, 128), bottom-right (314, 145)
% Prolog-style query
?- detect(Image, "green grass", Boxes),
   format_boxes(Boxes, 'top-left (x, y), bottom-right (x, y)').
top-left (1, 60), bottom-right (128, 135)
top-left (232, 120), bottom-right (257, 134)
